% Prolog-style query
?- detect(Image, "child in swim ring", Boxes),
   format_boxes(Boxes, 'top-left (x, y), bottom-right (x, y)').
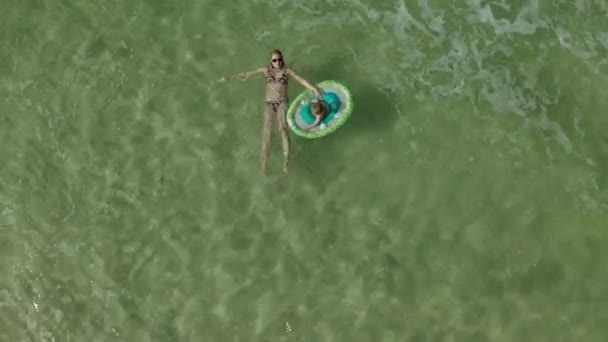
top-left (307, 100), bottom-right (328, 130)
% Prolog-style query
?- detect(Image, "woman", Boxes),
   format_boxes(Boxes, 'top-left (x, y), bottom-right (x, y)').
top-left (219, 49), bottom-right (323, 174)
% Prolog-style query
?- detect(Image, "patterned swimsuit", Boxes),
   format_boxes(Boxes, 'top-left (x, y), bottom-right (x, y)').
top-left (265, 67), bottom-right (289, 112)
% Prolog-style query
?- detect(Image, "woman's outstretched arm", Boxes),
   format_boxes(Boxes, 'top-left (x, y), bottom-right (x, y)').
top-left (219, 67), bottom-right (266, 82)
top-left (287, 68), bottom-right (323, 98)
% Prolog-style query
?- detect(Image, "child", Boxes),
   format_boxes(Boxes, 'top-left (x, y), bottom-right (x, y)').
top-left (307, 100), bottom-right (329, 130)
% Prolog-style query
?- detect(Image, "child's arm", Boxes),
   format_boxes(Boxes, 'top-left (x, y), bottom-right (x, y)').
top-left (306, 114), bottom-right (322, 131)
top-left (219, 67), bottom-right (265, 82)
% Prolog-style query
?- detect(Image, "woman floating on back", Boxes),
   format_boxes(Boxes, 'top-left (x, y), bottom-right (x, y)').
top-left (219, 49), bottom-right (323, 174)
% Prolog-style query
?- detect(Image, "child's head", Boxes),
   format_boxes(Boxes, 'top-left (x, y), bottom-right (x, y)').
top-left (311, 101), bottom-right (326, 116)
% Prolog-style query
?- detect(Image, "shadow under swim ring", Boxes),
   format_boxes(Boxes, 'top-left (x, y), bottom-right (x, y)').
top-left (286, 80), bottom-right (354, 139)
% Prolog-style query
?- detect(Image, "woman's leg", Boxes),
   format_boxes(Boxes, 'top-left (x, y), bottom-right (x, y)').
top-left (261, 104), bottom-right (273, 174)
top-left (276, 102), bottom-right (290, 174)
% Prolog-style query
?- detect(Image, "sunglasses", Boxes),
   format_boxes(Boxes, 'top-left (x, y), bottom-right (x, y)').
top-left (272, 58), bottom-right (283, 63)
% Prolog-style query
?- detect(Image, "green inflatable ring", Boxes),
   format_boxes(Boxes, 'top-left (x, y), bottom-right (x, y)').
top-left (286, 80), bottom-right (354, 139)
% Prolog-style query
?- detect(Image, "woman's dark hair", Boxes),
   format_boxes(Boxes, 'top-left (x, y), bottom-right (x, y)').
top-left (270, 49), bottom-right (283, 58)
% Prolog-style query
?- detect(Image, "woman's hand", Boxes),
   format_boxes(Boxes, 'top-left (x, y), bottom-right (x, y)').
top-left (314, 87), bottom-right (324, 99)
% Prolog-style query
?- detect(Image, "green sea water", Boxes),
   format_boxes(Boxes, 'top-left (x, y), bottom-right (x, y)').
top-left (2, 0), bottom-right (608, 341)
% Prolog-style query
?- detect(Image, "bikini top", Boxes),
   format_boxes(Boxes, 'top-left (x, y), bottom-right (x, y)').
top-left (265, 67), bottom-right (289, 84)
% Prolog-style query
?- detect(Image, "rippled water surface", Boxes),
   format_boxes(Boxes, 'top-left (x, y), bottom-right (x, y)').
top-left (2, 0), bottom-right (608, 341)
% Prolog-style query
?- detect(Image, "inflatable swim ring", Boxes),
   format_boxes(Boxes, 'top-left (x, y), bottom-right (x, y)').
top-left (286, 80), bottom-right (353, 139)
